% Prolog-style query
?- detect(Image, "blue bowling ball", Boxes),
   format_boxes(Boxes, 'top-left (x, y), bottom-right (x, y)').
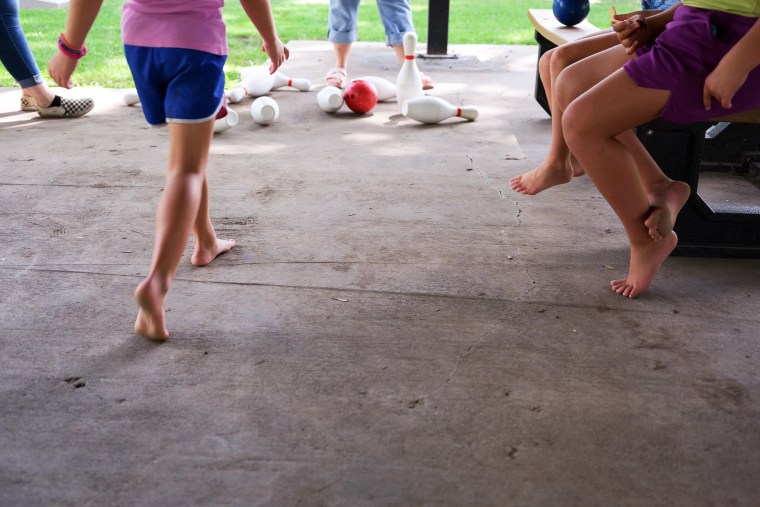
top-left (553, 0), bottom-right (590, 27)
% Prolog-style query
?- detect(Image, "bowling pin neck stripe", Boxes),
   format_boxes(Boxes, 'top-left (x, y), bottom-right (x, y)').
top-left (405, 55), bottom-right (415, 60)
top-left (287, 80), bottom-right (293, 86)
top-left (456, 108), bottom-right (462, 117)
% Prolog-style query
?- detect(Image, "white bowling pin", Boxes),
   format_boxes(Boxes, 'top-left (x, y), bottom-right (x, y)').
top-left (251, 96), bottom-right (279, 125)
top-left (395, 32), bottom-right (424, 111)
top-left (402, 96), bottom-right (479, 124)
top-left (317, 86), bottom-right (344, 113)
top-left (213, 108), bottom-right (239, 133)
top-left (242, 67), bottom-right (275, 97)
top-left (352, 76), bottom-right (396, 102)
top-left (272, 71), bottom-right (312, 91)
top-left (226, 87), bottom-right (247, 104)
top-left (123, 89), bottom-right (140, 106)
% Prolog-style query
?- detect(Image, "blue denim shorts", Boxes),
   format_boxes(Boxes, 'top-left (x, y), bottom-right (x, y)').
top-left (327, 0), bottom-right (414, 46)
top-left (124, 45), bottom-right (226, 126)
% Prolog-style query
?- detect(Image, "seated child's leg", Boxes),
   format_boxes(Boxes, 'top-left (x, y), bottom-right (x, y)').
top-left (538, 48), bottom-right (555, 109)
top-left (615, 130), bottom-right (690, 240)
top-left (511, 43), bottom-right (632, 195)
top-left (562, 68), bottom-right (673, 298)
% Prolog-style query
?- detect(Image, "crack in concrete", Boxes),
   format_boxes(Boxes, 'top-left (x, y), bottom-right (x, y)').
top-left (468, 154), bottom-right (531, 300)
top-left (468, 154), bottom-right (504, 200)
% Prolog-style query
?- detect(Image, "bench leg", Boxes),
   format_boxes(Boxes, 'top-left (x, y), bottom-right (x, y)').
top-left (533, 31), bottom-right (555, 117)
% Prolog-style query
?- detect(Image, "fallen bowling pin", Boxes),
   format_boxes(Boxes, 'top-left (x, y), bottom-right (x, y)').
top-left (213, 108), bottom-right (239, 134)
top-left (317, 86), bottom-right (344, 113)
top-left (402, 96), bottom-right (479, 124)
top-left (272, 71), bottom-right (312, 91)
top-left (242, 67), bottom-right (275, 97)
top-left (352, 76), bottom-right (396, 102)
top-left (251, 96), bottom-right (279, 125)
top-left (226, 87), bottom-right (247, 104)
top-left (123, 89), bottom-right (140, 106)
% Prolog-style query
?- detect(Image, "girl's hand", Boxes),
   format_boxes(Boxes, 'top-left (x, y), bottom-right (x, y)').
top-left (612, 15), bottom-right (651, 54)
top-left (703, 63), bottom-right (748, 110)
top-left (262, 38), bottom-right (289, 74)
top-left (48, 52), bottom-right (79, 89)
top-left (612, 9), bottom-right (650, 23)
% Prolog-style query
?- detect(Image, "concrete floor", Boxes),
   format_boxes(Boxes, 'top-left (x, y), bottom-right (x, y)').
top-left (1, 42), bottom-right (759, 507)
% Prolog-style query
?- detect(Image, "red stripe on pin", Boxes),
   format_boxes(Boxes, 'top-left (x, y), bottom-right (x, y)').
top-left (405, 55), bottom-right (414, 60)
top-left (456, 108), bottom-right (462, 117)
top-left (288, 80), bottom-right (293, 86)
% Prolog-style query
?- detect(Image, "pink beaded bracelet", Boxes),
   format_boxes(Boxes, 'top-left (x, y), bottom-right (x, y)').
top-left (58, 33), bottom-right (87, 60)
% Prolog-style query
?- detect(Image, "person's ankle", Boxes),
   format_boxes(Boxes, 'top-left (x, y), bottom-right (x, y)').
top-left (37, 95), bottom-right (59, 109)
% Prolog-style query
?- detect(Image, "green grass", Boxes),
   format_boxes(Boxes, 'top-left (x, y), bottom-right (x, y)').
top-left (2, 0), bottom-right (641, 88)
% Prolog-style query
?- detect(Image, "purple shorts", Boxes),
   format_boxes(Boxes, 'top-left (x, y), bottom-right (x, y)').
top-left (624, 6), bottom-right (760, 123)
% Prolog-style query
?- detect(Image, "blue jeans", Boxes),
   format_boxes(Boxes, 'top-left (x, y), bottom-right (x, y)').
top-left (0, 0), bottom-right (43, 88)
top-left (328, 0), bottom-right (414, 46)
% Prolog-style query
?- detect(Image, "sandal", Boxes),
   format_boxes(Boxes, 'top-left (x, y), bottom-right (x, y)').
top-left (420, 72), bottom-right (435, 90)
top-left (325, 67), bottom-right (347, 89)
top-left (20, 95), bottom-right (37, 111)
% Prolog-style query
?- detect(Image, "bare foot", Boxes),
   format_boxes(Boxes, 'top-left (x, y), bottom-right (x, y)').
top-left (510, 160), bottom-right (573, 195)
top-left (192, 238), bottom-right (235, 267)
top-left (134, 276), bottom-right (169, 340)
top-left (644, 181), bottom-right (691, 241)
top-left (611, 231), bottom-right (677, 298)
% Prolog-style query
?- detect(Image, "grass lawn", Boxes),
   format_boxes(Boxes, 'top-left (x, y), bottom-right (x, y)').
top-left (3, 0), bottom-right (640, 88)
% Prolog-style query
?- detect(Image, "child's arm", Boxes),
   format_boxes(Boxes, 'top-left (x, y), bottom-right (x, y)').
top-left (613, 2), bottom-right (681, 54)
top-left (48, 0), bottom-right (103, 89)
top-left (239, 0), bottom-right (289, 73)
top-left (703, 18), bottom-right (760, 110)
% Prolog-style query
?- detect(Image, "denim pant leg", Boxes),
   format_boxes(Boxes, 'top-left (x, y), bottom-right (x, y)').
top-left (327, 0), bottom-right (361, 44)
top-left (376, 0), bottom-right (414, 46)
top-left (0, 0), bottom-right (43, 88)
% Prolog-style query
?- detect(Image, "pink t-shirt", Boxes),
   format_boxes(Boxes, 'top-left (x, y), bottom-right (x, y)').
top-left (121, 0), bottom-right (228, 55)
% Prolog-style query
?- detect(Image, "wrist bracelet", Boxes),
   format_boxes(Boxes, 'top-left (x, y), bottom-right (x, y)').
top-left (58, 33), bottom-right (87, 60)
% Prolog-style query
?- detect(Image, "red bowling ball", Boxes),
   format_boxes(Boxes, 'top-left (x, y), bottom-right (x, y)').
top-left (343, 80), bottom-right (378, 114)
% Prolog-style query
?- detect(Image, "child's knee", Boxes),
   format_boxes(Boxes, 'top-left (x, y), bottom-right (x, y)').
top-left (538, 48), bottom-right (554, 73)
top-left (550, 45), bottom-right (573, 74)
top-left (562, 102), bottom-right (593, 147)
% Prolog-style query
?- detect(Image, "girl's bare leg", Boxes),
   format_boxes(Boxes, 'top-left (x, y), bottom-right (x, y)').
top-left (561, 68), bottom-right (674, 298)
top-left (191, 174), bottom-right (235, 267)
top-left (511, 32), bottom-right (622, 195)
top-left (134, 120), bottom-right (214, 340)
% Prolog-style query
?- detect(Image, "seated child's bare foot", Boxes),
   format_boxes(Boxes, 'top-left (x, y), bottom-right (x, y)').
top-left (192, 238), bottom-right (235, 267)
top-left (610, 231), bottom-right (677, 298)
top-left (510, 160), bottom-right (573, 195)
top-left (644, 180), bottom-right (690, 241)
top-left (134, 276), bottom-right (169, 340)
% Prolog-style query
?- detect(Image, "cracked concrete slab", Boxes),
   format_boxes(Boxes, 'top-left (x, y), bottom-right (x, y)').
top-left (1, 42), bottom-right (759, 506)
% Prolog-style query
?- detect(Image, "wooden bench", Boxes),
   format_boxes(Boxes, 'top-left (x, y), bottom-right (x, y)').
top-left (528, 8), bottom-right (760, 257)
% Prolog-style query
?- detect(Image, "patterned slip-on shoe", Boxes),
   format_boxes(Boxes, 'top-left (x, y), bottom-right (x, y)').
top-left (37, 96), bottom-right (94, 118)
top-left (20, 95), bottom-right (37, 111)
